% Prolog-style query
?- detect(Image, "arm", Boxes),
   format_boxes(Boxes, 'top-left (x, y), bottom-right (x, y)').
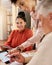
top-left (23, 29), bottom-right (33, 51)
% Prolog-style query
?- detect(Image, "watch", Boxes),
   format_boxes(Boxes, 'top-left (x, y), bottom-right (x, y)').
top-left (16, 47), bottom-right (21, 52)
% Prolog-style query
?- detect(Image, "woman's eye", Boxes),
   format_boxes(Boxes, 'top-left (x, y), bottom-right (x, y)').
top-left (20, 2), bottom-right (24, 6)
top-left (16, 22), bottom-right (19, 24)
top-left (20, 22), bottom-right (22, 24)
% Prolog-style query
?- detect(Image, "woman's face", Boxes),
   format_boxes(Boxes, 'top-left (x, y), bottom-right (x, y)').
top-left (17, 0), bottom-right (35, 12)
top-left (16, 18), bottom-right (26, 31)
top-left (19, 5), bottom-right (31, 12)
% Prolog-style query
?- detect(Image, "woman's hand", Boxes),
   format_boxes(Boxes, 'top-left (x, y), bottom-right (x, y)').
top-left (8, 46), bottom-right (24, 54)
top-left (0, 45), bottom-right (12, 51)
top-left (8, 48), bottom-right (20, 54)
top-left (10, 52), bottom-right (25, 63)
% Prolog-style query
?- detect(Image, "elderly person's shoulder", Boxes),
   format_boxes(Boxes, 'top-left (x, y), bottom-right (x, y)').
top-left (38, 32), bottom-right (52, 47)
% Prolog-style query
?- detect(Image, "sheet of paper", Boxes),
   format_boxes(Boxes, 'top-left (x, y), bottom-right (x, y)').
top-left (0, 52), bottom-right (10, 62)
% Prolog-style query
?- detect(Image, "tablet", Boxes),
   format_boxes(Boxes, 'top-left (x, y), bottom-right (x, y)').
top-left (0, 51), bottom-right (10, 64)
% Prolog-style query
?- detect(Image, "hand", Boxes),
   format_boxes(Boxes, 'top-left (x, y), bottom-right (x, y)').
top-left (8, 48), bottom-right (20, 54)
top-left (0, 45), bottom-right (11, 51)
top-left (10, 52), bottom-right (25, 63)
top-left (8, 46), bottom-right (24, 54)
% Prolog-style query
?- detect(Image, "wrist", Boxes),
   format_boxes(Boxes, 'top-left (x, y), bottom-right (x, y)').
top-left (16, 46), bottom-right (24, 52)
top-left (16, 47), bottom-right (21, 52)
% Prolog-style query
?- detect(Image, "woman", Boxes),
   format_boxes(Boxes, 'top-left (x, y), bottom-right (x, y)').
top-left (0, 11), bottom-right (33, 51)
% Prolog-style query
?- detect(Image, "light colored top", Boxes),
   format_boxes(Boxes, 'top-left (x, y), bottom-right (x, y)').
top-left (27, 32), bottom-right (52, 65)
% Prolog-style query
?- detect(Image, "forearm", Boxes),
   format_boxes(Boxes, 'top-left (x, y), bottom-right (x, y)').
top-left (19, 36), bottom-right (36, 50)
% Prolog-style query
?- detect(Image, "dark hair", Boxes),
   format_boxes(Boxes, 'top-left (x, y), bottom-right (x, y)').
top-left (10, 0), bottom-right (17, 4)
top-left (16, 11), bottom-right (26, 22)
top-left (10, 0), bottom-right (24, 6)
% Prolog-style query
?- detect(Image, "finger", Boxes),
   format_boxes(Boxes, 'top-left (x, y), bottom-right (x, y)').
top-left (10, 58), bottom-right (15, 62)
top-left (9, 52), bottom-right (20, 58)
top-left (8, 49), bottom-right (17, 54)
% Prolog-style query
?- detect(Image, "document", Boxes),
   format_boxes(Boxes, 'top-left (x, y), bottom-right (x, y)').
top-left (0, 51), bottom-right (10, 63)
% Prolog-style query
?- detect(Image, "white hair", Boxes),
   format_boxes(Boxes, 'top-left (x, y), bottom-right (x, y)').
top-left (36, 0), bottom-right (52, 16)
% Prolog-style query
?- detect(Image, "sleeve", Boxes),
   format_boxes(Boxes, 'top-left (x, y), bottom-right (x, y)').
top-left (19, 28), bottom-right (45, 49)
top-left (4, 30), bottom-right (15, 47)
top-left (26, 33), bottom-right (52, 65)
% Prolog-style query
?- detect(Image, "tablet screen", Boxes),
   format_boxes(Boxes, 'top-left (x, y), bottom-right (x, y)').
top-left (0, 51), bottom-right (10, 64)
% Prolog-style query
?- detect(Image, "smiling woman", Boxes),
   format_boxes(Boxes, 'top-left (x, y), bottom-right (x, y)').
top-left (16, 11), bottom-right (26, 31)
top-left (0, 11), bottom-right (33, 52)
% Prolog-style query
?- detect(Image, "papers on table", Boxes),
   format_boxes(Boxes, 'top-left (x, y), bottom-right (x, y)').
top-left (0, 52), bottom-right (10, 63)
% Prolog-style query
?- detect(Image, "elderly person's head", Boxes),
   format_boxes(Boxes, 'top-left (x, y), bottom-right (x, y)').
top-left (10, 0), bottom-right (35, 12)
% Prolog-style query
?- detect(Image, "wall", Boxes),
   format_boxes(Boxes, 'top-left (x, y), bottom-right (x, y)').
top-left (0, 6), bottom-right (7, 40)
